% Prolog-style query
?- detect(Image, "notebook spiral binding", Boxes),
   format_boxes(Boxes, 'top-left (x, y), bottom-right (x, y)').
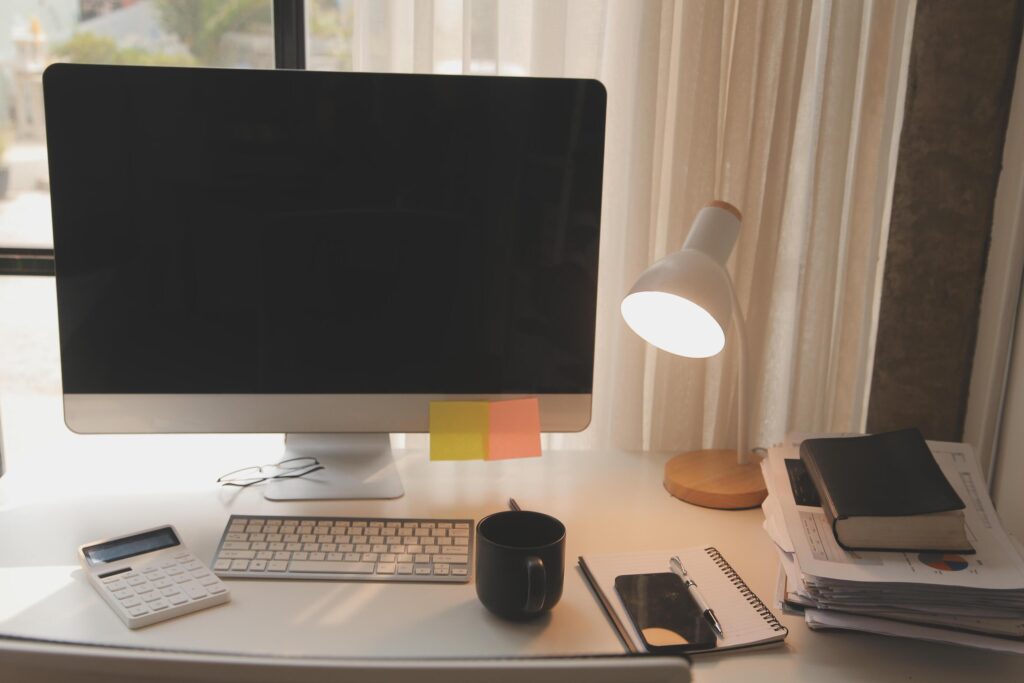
top-left (705, 547), bottom-right (787, 633)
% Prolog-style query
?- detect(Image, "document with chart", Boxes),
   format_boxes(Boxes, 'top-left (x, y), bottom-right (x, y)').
top-left (768, 443), bottom-right (1024, 592)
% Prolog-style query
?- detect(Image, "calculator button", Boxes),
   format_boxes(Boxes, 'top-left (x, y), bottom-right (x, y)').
top-left (175, 575), bottom-right (193, 584)
top-left (153, 579), bottom-right (172, 589)
top-left (106, 580), bottom-right (127, 591)
top-left (142, 592), bottom-right (162, 603)
top-left (168, 594), bottom-right (189, 606)
top-left (121, 597), bottom-right (142, 608)
top-left (213, 560), bottom-right (232, 571)
top-left (126, 576), bottom-right (146, 587)
top-left (111, 588), bottom-right (133, 599)
top-left (141, 567), bottom-right (159, 574)
top-left (197, 574), bottom-right (221, 586)
top-left (128, 606), bottom-right (150, 617)
top-left (150, 599), bottom-right (169, 610)
top-left (183, 560), bottom-right (203, 571)
top-left (134, 584), bottom-right (154, 594)
top-left (184, 584), bottom-right (209, 600)
top-left (207, 583), bottom-right (227, 595)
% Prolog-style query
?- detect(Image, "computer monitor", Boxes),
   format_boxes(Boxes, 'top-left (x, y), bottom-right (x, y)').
top-left (43, 64), bottom-right (606, 500)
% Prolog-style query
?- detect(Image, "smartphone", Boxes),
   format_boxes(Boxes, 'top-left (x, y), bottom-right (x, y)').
top-left (615, 572), bottom-right (718, 653)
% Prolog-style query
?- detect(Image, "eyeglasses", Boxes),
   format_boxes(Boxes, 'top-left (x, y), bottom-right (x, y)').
top-left (217, 456), bottom-right (324, 488)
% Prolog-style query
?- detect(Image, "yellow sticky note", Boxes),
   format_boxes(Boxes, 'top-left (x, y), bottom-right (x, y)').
top-left (429, 401), bottom-right (489, 460)
top-left (487, 397), bottom-right (542, 460)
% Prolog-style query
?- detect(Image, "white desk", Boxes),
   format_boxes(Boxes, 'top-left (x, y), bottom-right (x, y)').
top-left (0, 405), bottom-right (1022, 681)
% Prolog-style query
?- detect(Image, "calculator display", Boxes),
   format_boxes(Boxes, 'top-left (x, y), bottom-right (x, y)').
top-left (83, 527), bottom-right (180, 565)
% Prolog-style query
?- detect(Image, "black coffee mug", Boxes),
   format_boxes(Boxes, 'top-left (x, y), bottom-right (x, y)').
top-left (475, 510), bottom-right (565, 620)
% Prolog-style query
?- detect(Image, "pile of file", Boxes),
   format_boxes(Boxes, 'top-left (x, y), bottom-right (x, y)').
top-left (761, 436), bottom-right (1024, 653)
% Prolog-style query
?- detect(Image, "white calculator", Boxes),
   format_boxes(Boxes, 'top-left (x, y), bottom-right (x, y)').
top-left (78, 525), bottom-right (230, 629)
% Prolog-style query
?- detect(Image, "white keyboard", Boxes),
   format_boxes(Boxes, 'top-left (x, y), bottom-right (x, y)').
top-left (212, 515), bottom-right (474, 583)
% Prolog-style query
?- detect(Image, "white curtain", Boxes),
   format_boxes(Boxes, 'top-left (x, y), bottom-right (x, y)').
top-left (351, 0), bottom-right (916, 451)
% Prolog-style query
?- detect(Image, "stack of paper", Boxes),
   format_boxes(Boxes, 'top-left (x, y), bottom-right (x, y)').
top-left (761, 436), bottom-right (1024, 653)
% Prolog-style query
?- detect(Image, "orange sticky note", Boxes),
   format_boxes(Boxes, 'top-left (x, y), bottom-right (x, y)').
top-left (429, 401), bottom-right (489, 460)
top-left (487, 398), bottom-right (542, 460)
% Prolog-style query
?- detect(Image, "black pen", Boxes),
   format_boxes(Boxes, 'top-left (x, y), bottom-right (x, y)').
top-left (670, 555), bottom-right (725, 637)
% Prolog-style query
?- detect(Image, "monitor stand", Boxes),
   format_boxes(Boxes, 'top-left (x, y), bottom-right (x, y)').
top-left (263, 433), bottom-right (405, 501)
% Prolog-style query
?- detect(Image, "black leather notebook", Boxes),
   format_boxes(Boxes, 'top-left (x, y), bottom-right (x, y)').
top-left (799, 429), bottom-right (971, 553)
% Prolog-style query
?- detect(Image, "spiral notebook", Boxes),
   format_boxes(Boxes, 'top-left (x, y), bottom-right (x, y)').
top-left (578, 547), bottom-right (788, 654)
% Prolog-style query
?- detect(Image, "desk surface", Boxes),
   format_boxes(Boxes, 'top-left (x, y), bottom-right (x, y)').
top-left (0, 400), bottom-right (1022, 681)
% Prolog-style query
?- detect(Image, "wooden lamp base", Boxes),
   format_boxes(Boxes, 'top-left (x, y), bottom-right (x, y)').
top-left (663, 449), bottom-right (767, 510)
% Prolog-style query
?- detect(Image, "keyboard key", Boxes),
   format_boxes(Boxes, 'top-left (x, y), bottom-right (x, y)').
top-left (377, 562), bottom-right (397, 574)
top-left (218, 550), bottom-right (256, 560)
top-left (414, 566), bottom-right (432, 575)
top-left (434, 554), bottom-right (469, 564)
top-left (249, 560), bottom-right (267, 571)
top-left (267, 561), bottom-right (289, 572)
top-left (289, 560), bottom-right (375, 574)
top-left (230, 559), bottom-right (250, 571)
top-left (397, 563), bottom-right (414, 574)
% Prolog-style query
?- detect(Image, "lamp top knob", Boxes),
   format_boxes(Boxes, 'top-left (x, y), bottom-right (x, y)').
top-left (707, 200), bottom-right (742, 222)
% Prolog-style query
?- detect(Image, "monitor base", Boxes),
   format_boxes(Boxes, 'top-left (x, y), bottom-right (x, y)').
top-left (264, 433), bottom-right (405, 501)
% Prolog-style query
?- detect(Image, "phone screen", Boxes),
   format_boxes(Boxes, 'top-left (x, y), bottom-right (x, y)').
top-left (614, 572), bottom-right (718, 653)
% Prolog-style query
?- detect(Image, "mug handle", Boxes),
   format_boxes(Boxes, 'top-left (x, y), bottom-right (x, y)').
top-left (524, 556), bottom-right (546, 614)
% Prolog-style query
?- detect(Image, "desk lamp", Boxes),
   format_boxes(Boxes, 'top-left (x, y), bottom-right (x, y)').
top-left (621, 200), bottom-right (767, 509)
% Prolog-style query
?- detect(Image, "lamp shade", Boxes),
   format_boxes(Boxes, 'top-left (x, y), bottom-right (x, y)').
top-left (621, 203), bottom-right (741, 358)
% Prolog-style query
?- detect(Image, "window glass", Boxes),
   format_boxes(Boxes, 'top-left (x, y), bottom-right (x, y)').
top-left (307, 0), bottom-right (353, 71)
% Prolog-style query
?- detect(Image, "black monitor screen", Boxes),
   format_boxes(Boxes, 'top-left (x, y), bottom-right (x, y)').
top-left (44, 65), bottom-right (605, 395)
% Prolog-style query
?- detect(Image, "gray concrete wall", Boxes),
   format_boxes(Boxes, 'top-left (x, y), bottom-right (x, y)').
top-left (867, 0), bottom-right (1024, 440)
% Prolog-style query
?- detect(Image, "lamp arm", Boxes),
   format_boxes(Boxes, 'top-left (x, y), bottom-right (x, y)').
top-left (723, 268), bottom-right (750, 465)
